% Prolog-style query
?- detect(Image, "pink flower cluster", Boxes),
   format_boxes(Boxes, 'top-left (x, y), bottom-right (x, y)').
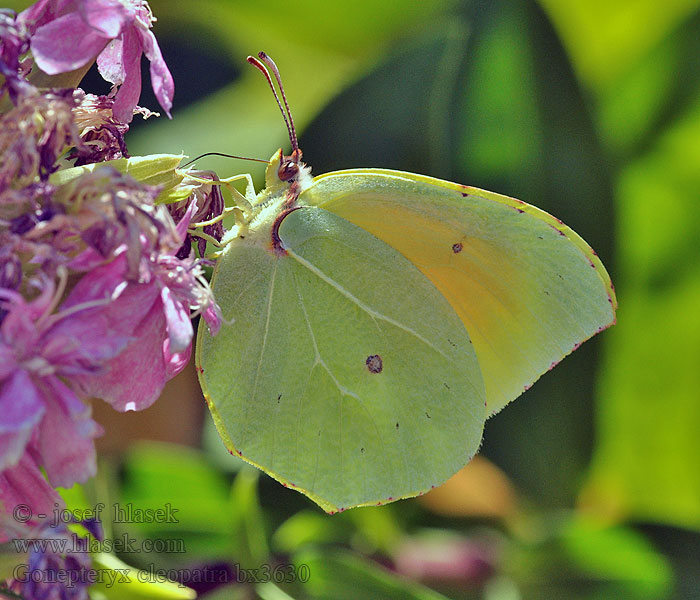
top-left (0, 3), bottom-right (223, 588)
top-left (19, 0), bottom-right (174, 123)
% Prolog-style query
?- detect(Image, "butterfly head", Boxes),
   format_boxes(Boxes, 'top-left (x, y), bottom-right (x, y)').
top-left (265, 148), bottom-right (312, 201)
top-left (278, 148), bottom-right (303, 183)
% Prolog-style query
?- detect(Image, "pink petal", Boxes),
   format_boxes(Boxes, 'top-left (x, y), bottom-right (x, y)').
top-left (68, 247), bottom-right (111, 272)
top-left (62, 254), bottom-right (159, 324)
top-left (44, 305), bottom-right (132, 374)
top-left (203, 304), bottom-right (222, 336)
top-left (61, 254), bottom-right (129, 308)
top-left (138, 26), bottom-right (173, 117)
top-left (31, 12), bottom-right (112, 74)
top-left (0, 345), bottom-right (15, 380)
top-left (35, 378), bottom-right (100, 488)
top-left (77, 301), bottom-right (169, 411)
top-left (17, 0), bottom-right (73, 32)
top-left (161, 286), bottom-right (193, 353)
top-left (0, 453), bottom-right (62, 524)
top-left (175, 197), bottom-right (199, 239)
top-left (0, 284), bottom-right (53, 339)
top-left (0, 371), bottom-right (45, 471)
top-left (163, 337), bottom-right (192, 380)
top-left (82, 0), bottom-right (128, 38)
top-left (0, 296), bottom-right (34, 356)
top-left (17, 0), bottom-right (55, 28)
top-left (59, 259), bottom-right (161, 371)
top-left (108, 26), bottom-right (143, 123)
top-left (96, 36), bottom-right (125, 85)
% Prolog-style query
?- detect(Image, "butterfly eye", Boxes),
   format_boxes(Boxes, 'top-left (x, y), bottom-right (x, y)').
top-left (278, 160), bottom-right (300, 182)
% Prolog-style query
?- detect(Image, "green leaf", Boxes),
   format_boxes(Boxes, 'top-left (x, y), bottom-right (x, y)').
top-left (90, 553), bottom-right (196, 600)
top-left (560, 519), bottom-right (673, 597)
top-left (118, 443), bottom-right (235, 562)
top-left (291, 548), bottom-right (451, 600)
top-left (582, 102), bottom-right (700, 530)
top-left (229, 466), bottom-right (269, 566)
top-left (538, 0), bottom-right (700, 90)
top-left (272, 511), bottom-right (345, 553)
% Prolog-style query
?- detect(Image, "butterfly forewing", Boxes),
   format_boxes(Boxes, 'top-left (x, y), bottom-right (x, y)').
top-left (301, 170), bottom-right (617, 415)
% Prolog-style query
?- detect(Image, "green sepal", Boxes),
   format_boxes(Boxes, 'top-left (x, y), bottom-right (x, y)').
top-left (50, 155), bottom-right (196, 204)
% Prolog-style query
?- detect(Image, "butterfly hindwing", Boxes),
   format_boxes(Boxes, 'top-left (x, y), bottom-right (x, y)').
top-left (197, 205), bottom-right (487, 512)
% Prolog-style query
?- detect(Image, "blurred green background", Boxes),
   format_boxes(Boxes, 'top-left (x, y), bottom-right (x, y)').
top-left (12, 0), bottom-right (700, 597)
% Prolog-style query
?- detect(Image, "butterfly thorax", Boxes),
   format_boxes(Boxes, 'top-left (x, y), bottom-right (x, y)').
top-left (227, 149), bottom-right (313, 256)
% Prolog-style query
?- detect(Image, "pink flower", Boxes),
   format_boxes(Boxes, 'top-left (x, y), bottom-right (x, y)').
top-left (62, 197), bottom-right (221, 412)
top-left (67, 243), bottom-right (221, 412)
top-left (0, 10), bottom-right (32, 100)
top-left (0, 88), bottom-right (80, 189)
top-left (71, 93), bottom-right (130, 165)
top-left (0, 276), bottom-right (128, 488)
top-left (20, 0), bottom-right (173, 123)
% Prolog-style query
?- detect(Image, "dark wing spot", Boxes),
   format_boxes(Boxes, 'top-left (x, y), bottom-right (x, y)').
top-left (366, 354), bottom-right (383, 373)
top-left (277, 394), bottom-right (282, 403)
top-left (395, 422), bottom-right (399, 430)
top-left (452, 242), bottom-right (463, 253)
top-left (360, 447), bottom-right (365, 453)
top-left (447, 338), bottom-right (457, 347)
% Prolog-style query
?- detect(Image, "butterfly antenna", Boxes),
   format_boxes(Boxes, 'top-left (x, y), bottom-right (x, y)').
top-left (257, 51), bottom-right (299, 152)
top-left (182, 152), bottom-right (269, 168)
top-left (247, 54), bottom-right (295, 151)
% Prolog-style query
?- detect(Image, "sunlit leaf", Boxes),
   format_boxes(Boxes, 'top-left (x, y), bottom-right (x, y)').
top-left (292, 548), bottom-right (452, 600)
top-left (582, 102), bottom-right (700, 530)
top-left (539, 0), bottom-right (700, 89)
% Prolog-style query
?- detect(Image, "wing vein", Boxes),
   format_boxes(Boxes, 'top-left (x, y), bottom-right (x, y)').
top-left (245, 260), bottom-right (279, 441)
top-left (287, 249), bottom-right (449, 360)
top-left (293, 270), bottom-right (382, 499)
